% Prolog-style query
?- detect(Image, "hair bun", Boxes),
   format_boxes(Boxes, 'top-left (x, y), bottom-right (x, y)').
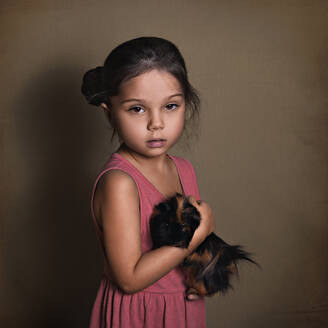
top-left (81, 66), bottom-right (108, 106)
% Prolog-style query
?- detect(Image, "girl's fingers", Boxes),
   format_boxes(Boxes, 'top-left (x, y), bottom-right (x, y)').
top-left (187, 293), bottom-right (200, 301)
top-left (187, 195), bottom-right (199, 207)
top-left (186, 288), bottom-right (200, 301)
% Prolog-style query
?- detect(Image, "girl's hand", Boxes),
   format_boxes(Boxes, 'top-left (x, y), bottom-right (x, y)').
top-left (187, 195), bottom-right (215, 245)
top-left (185, 195), bottom-right (215, 301)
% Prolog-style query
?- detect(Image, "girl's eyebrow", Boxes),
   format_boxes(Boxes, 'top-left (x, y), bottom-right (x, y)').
top-left (120, 93), bottom-right (184, 105)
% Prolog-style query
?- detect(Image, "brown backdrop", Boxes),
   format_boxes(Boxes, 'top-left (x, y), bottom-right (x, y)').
top-left (1, 1), bottom-right (328, 327)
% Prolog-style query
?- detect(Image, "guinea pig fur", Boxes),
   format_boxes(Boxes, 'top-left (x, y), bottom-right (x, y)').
top-left (150, 193), bottom-right (258, 296)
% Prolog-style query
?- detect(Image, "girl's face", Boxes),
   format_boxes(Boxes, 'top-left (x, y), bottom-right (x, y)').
top-left (107, 69), bottom-right (186, 158)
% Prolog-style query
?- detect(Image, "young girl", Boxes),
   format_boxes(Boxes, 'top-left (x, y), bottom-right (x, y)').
top-left (81, 37), bottom-right (215, 328)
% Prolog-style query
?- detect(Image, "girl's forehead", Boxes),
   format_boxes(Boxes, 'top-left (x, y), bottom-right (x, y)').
top-left (118, 69), bottom-right (183, 97)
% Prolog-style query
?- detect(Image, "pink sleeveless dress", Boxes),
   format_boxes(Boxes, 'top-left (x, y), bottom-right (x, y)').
top-left (89, 152), bottom-right (206, 328)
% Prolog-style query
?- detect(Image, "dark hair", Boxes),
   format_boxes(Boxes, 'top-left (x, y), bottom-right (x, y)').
top-left (81, 36), bottom-right (200, 144)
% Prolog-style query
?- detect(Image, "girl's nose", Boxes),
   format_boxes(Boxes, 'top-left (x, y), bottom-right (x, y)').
top-left (147, 110), bottom-right (164, 131)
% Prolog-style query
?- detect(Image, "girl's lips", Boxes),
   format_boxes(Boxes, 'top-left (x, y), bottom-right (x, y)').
top-left (146, 139), bottom-right (166, 148)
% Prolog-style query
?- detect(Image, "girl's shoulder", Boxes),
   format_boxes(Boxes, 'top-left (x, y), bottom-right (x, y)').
top-left (93, 153), bottom-right (137, 190)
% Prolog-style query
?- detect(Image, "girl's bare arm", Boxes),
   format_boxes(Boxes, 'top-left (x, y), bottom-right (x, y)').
top-left (97, 169), bottom-right (214, 294)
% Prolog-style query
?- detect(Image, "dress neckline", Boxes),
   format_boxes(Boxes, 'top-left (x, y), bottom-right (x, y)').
top-left (112, 152), bottom-right (186, 200)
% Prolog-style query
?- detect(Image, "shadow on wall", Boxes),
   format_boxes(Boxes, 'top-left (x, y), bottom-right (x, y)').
top-left (5, 62), bottom-right (113, 327)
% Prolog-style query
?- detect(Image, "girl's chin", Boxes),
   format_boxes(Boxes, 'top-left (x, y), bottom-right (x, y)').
top-left (120, 145), bottom-right (168, 156)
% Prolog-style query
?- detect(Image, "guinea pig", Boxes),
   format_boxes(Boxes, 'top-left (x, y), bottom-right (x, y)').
top-left (150, 193), bottom-right (258, 297)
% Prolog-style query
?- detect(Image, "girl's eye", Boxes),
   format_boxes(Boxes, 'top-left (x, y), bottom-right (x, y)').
top-left (165, 103), bottom-right (179, 111)
top-left (128, 103), bottom-right (179, 113)
top-left (129, 106), bottom-right (145, 113)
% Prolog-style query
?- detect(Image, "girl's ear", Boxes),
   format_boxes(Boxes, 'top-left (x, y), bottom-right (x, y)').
top-left (100, 102), bottom-right (111, 119)
top-left (100, 102), bottom-right (114, 126)
top-left (100, 102), bottom-right (109, 112)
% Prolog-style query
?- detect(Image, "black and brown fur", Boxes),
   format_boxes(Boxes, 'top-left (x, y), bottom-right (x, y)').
top-left (150, 193), bottom-right (259, 297)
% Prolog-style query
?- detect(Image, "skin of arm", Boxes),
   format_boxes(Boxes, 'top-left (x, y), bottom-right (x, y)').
top-left (97, 169), bottom-right (213, 294)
